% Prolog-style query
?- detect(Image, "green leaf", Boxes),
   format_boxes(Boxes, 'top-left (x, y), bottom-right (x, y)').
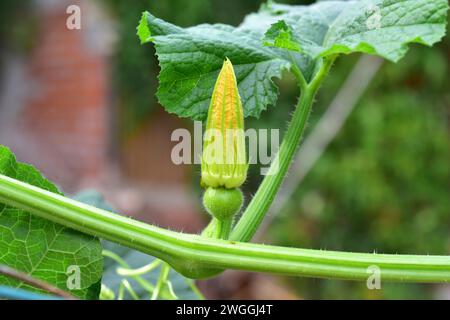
top-left (137, 11), bottom-right (290, 120)
top-left (263, 20), bottom-right (302, 52)
top-left (262, 0), bottom-right (449, 62)
top-left (138, 0), bottom-right (447, 120)
top-left (324, 0), bottom-right (449, 61)
top-left (137, 12), bottom-right (153, 44)
top-left (0, 146), bottom-right (103, 299)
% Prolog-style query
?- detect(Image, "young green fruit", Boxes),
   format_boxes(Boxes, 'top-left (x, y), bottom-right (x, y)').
top-left (203, 187), bottom-right (243, 221)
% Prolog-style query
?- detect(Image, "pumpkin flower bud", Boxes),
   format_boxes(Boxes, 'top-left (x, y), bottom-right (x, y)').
top-left (201, 58), bottom-right (247, 189)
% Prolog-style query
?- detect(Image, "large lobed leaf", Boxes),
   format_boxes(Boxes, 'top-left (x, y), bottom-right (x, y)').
top-left (137, 12), bottom-right (289, 121)
top-left (0, 146), bottom-right (103, 299)
top-left (138, 0), bottom-right (448, 121)
top-left (261, 0), bottom-right (449, 61)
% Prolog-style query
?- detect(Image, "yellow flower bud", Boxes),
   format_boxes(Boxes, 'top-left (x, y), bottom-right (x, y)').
top-left (201, 58), bottom-right (247, 189)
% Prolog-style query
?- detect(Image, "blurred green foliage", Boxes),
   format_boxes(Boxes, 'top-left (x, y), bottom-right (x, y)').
top-left (0, 0), bottom-right (35, 58)
top-left (268, 38), bottom-right (450, 299)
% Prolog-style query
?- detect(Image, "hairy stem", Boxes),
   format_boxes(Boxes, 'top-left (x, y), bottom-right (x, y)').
top-left (1, 173), bottom-right (450, 282)
top-left (230, 58), bottom-right (335, 242)
top-left (214, 218), bottom-right (233, 240)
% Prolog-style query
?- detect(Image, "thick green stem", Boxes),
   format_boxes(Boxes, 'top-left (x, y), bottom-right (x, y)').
top-left (214, 218), bottom-right (233, 239)
top-left (230, 91), bottom-right (314, 241)
top-left (1, 173), bottom-right (450, 282)
top-left (230, 58), bottom-right (334, 242)
top-left (202, 218), bottom-right (232, 240)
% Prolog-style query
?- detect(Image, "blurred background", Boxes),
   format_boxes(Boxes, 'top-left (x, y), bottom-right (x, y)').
top-left (0, 0), bottom-right (449, 299)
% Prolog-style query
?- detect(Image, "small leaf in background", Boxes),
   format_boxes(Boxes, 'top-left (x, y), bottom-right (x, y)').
top-left (138, 0), bottom-right (448, 121)
top-left (263, 20), bottom-right (301, 53)
top-left (74, 190), bottom-right (203, 300)
top-left (0, 146), bottom-right (103, 299)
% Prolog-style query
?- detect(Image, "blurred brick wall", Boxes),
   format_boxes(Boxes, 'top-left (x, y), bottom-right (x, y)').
top-left (121, 109), bottom-right (191, 185)
top-left (0, 0), bottom-right (115, 191)
top-left (0, 0), bottom-right (294, 299)
top-left (0, 0), bottom-right (203, 232)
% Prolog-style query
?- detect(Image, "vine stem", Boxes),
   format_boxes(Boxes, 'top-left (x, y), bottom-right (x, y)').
top-left (102, 250), bottom-right (174, 300)
top-left (230, 58), bottom-right (335, 242)
top-left (217, 218), bottom-right (233, 239)
top-left (1, 173), bottom-right (450, 282)
top-left (152, 263), bottom-right (171, 300)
